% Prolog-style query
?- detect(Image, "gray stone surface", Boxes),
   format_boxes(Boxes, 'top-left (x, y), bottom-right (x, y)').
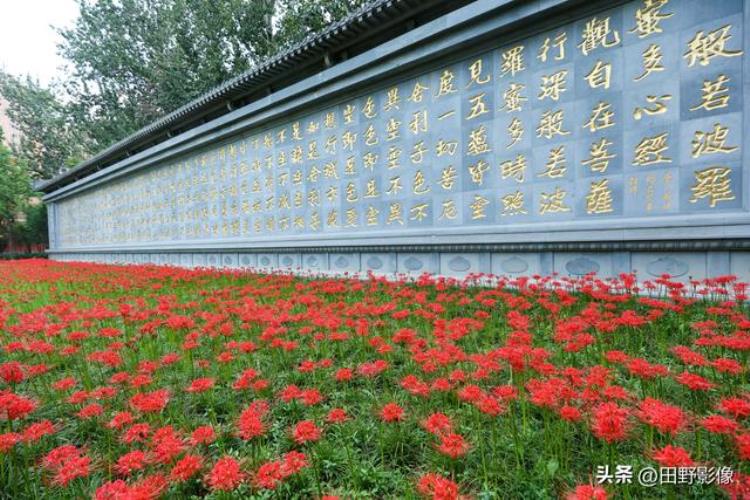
top-left (42, 0), bottom-right (750, 281)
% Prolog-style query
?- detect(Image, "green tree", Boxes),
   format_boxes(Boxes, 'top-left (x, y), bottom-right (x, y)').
top-left (57, 0), bottom-right (367, 154)
top-left (2, 0), bottom-right (367, 180)
top-left (0, 72), bottom-right (88, 179)
top-left (0, 129), bottom-right (32, 250)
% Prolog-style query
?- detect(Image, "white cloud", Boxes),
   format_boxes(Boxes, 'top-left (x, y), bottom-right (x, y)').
top-left (0, 0), bottom-right (79, 85)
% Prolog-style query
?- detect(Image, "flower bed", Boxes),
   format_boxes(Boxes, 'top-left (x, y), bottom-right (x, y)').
top-left (0, 259), bottom-right (748, 498)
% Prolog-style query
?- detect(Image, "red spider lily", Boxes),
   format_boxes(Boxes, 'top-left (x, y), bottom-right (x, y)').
top-left (700, 415), bottom-right (739, 434)
top-left (237, 401), bottom-right (269, 440)
top-left (379, 402), bottom-right (405, 422)
top-left (736, 433), bottom-right (750, 460)
top-left (21, 419), bottom-right (54, 442)
top-left (42, 445), bottom-right (91, 486)
top-left (206, 456), bottom-right (243, 491)
top-left (636, 398), bottom-right (686, 435)
top-left (565, 484), bottom-right (608, 500)
top-left (292, 420), bottom-right (322, 444)
top-left (652, 445), bottom-right (695, 467)
top-left (115, 450), bottom-right (148, 476)
top-left (674, 372), bottom-right (716, 391)
top-left (0, 391), bottom-right (37, 420)
top-left (185, 377), bottom-right (215, 393)
top-left (717, 396), bottom-right (750, 419)
top-left (0, 362), bottom-right (25, 384)
top-left (417, 472), bottom-right (462, 500)
top-left (422, 412), bottom-right (453, 436)
top-left (591, 402), bottom-right (630, 443)
top-left (190, 425), bottom-right (216, 445)
top-left (170, 454), bottom-right (204, 482)
top-left (326, 408), bottom-right (348, 424)
top-left (436, 433), bottom-right (470, 458)
top-left (129, 389), bottom-right (170, 413)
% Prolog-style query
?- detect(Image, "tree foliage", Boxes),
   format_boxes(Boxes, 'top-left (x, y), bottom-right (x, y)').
top-left (0, 72), bottom-right (88, 179)
top-left (0, 129), bottom-right (32, 245)
top-left (0, 0), bottom-right (368, 180)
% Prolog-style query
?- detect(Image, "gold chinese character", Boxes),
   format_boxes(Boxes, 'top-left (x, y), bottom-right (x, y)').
top-left (538, 70), bottom-right (568, 101)
top-left (362, 96), bottom-right (377, 119)
top-left (501, 45), bottom-right (525, 76)
top-left (630, 0), bottom-right (673, 38)
top-left (366, 205), bottom-right (379, 226)
top-left (539, 187), bottom-right (571, 214)
top-left (364, 178), bottom-right (379, 198)
top-left (500, 82), bottom-right (527, 112)
top-left (582, 138), bottom-right (615, 173)
top-left (539, 146), bottom-right (567, 178)
top-left (364, 124), bottom-right (378, 146)
top-left (690, 166), bottom-right (734, 207)
top-left (440, 199), bottom-right (458, 220)
top-left (292, 122), bottom-right (303, 140)
top-left (325, 135), bottom-right (337, 154)
top-left (507, 117), bottom-right (524, 149)
top-left (410, 203), bottom-right (429, 221)
top-left (413, 170), bottom-right (430, 195)
top-left (409, 110), bottom-right (428, 134)
top-left (501, 190), bottom-right (528, 216)
top-left (345, 208), bottom-right (358, 227)
top-left (691, 123), bottom-right (738, 158)
top-left (384, 87), bottom-right (400, 111)
top-left (584, 60), bottom-right (612, 89)
top-left (438, 110), bottom-right (456, 120)
top-left (342, 131), bottom-right (357, 151)
top-left (439, 166), bottom-right (457, 190)
top-left (633, 94), bottom-right (671, 120)
top-left (343, 104), bottom-right (355, 124)
top-left (387, 146), bottom-right (401, 169)
top-left (583, 101), bottom-right (615, 132)
top-left (310, 212), bottom-right (321, 230)
top-left (468, 159), bottom-right (490, 186)
top-left (327, 209), bottom-right (339, 227)
top-left (466, 93), bottom-right (490, 120)
top-left (386, 118), bottom-right (401, 141)
top-left (690, 74), bottom-right (730, 111)
top-left (468, 58), bottom-right (491, 86)
top-left (345, 182), bottom-right (359, 202)
top-left (324, 111), bottom-right (336, 128)
top-left (436, 70), bottom-right (458, 97)
top-left (387, 203), bottom-right (404, 225)
top-left (323, 161), bottom-right (339, 180)
top-left (409, 81), bottom-right (430, 103)
top-left (579, 16), bottom-right (621, 56)
top-left (685, 25), bottom-right (743, 67)
top-left (585, 179), bottom-right (614, 214)
top-left (363, 152), bottom-right (378, 171)
top-left (411, 141), bottom-right (427, 163)
top-left (436, 140), bottom-right (458, 156)
top-left (307, 121), bottom-right (319, 134)
top-left (326, 186), bottom-right (338, 201)
top-left (467, 125), bottom-right (492, 155)
top-left (538, 32), bottom-right (567, 62)
top-left (634, 43), bottom-right (664, 81)
top-left (345, 156), bottom-right (357, 175)
top-left (470, 195), bottom-right (490, 219)
top-left (633, 132), bottom-right (671, 165)
top-left (386, 176), bottom-right (403, 196)
top-left (500, 154), bottom-right (527, 183)
top-left (537, 110), bottom-right (570, 139)
top-left (629, 176), bottom-right (638, 193)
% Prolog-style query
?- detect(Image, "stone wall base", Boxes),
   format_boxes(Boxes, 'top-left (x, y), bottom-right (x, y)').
top-left (47, 249), bottom-right (750, 284)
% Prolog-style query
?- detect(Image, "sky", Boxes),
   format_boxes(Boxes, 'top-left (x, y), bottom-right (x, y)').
top-left (0, 0), bottom-right (80, 86)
